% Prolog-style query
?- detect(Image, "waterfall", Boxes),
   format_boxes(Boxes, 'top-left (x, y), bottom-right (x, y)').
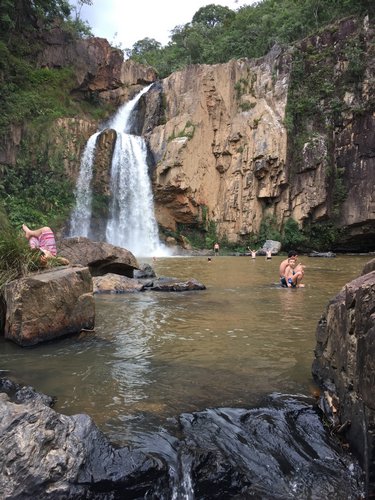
top-left (69, 132), bottom-right (99, 237)
top-left (69, 86), bottom-right (168, 257)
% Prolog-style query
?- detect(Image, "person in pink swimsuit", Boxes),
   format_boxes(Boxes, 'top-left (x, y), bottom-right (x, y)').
top-left (22, 224), bottom-right (57, 262)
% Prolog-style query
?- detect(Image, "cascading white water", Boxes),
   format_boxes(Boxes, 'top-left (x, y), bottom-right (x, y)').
top-left (69, 132), bottom-right (100, 237)
top-left (69, 86), bottom-right (168, 257)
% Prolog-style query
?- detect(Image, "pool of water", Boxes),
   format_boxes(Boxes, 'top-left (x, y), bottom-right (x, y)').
top-left (0, 254), bottom-right (369, 445)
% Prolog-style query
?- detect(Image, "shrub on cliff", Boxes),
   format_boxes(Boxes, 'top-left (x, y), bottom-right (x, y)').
top-left (282, 218), bottom-right (306, 250)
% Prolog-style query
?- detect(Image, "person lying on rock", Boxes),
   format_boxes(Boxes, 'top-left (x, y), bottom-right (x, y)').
top-left (22, 224), bottom-right (69, 266)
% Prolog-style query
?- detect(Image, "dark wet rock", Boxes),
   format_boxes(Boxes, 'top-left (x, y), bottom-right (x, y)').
top-left (0, 378), bottom-right (55, 407)
top-left (0, 378), bottom-right (365, 499)
top-left (312, 268), bottom-right (375, 497)
top-left (149, 277), bottom-right (206, 292)
top-left (0, 378), bottom-right (167, 499)
top-left (178, 395), bottom-right (363, 499)
top-left (308, 251), bottom-right (336, 257)
top-left (134, 263), bottom-right (156, 279)
top-left (130, 394), bottom-right (364, 499)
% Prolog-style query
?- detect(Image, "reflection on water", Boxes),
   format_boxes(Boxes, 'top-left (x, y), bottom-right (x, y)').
top-left (0, 255), bottom-right (369, 444)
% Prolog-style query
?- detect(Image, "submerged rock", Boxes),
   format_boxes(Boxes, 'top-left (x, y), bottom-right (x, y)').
top-left (149, 277), bottom-right (206, 292)
top-left (308, 251), bottom-right (336, 258)
top-left (93, 273), bottom-right (145, 293)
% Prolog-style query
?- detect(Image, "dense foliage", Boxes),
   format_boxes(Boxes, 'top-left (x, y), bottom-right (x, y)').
top-left (0, 0), bottom-right (105, 229)
top-left (127, 0), bottom-right (372, 78)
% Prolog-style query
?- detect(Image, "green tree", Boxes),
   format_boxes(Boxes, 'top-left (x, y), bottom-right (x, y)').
top-left (192, 4), bottom-right (234, 27)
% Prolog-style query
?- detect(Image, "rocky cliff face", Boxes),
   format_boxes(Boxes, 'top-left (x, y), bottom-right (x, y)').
top-left (138, 16), bottom-right (374, 249)
top-left (143, 46), bottom-right (291, 242)
top-left (312, 259), bottom-right (375, 496)
top-left (0, 30), bottom-right (157, 173)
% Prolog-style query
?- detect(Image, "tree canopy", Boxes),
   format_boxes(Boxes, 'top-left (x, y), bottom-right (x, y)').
top-left (127, 0), bottom-right (372, 78)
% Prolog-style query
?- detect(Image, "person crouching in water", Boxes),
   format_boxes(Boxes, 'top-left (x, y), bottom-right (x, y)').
top-left (280, 250), bottom-right (304, 287)
top-left (284, 258), bottom-right (305, 288)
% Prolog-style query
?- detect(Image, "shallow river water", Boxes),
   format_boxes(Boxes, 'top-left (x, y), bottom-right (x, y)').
top-left (0, 254), bottom-right (370, 446)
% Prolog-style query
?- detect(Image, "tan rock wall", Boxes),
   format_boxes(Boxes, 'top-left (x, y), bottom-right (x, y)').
top-left (147, 47), bottom-right (292, 241)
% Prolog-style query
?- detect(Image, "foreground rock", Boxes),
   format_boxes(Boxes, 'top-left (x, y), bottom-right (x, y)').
top-left (59, 237), bottom-right (139, 277)
top-left (312, 266), bottom-right (375, 496)
top-left (4, 266), bottom-right (94, 347)
top-left (0, 379), bottom-right (167, 499)
top-left (177, 394), bottom-right (363, 498)
top-left (0, 379), bottom-right (364, 499)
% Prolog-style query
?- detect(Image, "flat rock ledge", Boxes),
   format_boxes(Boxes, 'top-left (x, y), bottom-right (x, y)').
top-left (312, 262), bottom-right (375, 497)
top-left (93, 274), bottom-right (206, 293)
top-left (4, 266), bottom-right (95, 347)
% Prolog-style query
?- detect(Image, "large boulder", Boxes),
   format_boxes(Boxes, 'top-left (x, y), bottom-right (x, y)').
top-left (312, 267), bottom-right (375, 496)
top-left (4, 266), bottom-right (94, 347)
top-left (59, 237), bottom-right (139, 277)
